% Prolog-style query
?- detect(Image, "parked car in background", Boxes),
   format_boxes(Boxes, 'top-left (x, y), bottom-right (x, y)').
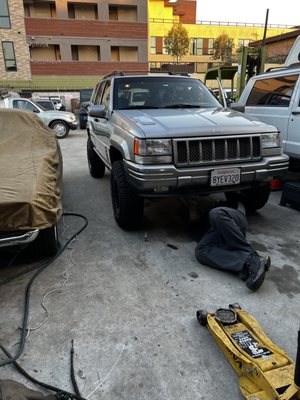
top-left (231, 64), bottom-right (300, 165)
top-left (0, 109), bottom-right (63, 256)
top-left (87, 72), bottom-right (289, 230)
top-left (0, 89), bottom-right (78, 138)
top-left (35, 96), bottom-right (65, 111)
top-left (35, 99), bottom-right (56, 110)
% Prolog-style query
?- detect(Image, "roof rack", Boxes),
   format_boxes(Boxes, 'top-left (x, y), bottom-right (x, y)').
top-left (168, 72), bottom-right (190, 77)
top-left (265, 62), bottom-right (300, 73)
top-left (102, 71), bottom-right (125, 79)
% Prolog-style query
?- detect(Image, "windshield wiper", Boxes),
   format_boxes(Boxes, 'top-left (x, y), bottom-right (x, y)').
top-left (119, 105), bottom-right (160, 110)
top-left (163, 104), bottom-right (202, 108)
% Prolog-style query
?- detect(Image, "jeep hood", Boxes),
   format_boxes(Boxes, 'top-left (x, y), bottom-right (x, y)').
top-left (119, 108), bottom-right (277, 138)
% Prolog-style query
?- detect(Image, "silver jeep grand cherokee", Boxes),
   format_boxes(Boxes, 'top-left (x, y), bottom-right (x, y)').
top-left (87, 73), bottom-right (289, 230)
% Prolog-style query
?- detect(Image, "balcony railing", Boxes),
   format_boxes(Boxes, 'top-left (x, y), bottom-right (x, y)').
top-left (149, 18), bottom-right (295, 29)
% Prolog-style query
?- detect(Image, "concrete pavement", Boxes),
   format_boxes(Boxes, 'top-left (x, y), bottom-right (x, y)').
top-left (1, 129), bottom-right (300, 399)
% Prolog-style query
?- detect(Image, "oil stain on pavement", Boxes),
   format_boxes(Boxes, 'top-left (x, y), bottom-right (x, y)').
top-left (269, 264), bottom-right (300, 298)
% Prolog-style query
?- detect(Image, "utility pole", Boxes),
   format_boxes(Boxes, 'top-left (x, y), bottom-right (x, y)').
top-left (262, 9), bottom-right (269, 47)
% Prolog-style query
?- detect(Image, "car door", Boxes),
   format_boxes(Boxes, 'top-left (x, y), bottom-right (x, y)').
top-left (89, 80), bottom-right (112, 166)
top-left (12, 98), bottom-right (39, 113)
top-left (243, 74), bottom-right (299, 154)
top-left (286, 75), bottom-right (300, 159)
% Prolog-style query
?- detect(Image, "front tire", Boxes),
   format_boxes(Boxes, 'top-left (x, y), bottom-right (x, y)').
top-left (32, 224), bottom-right (60, 257)
top-left (225, 183), bottom-right (270, 213)
top-left (111, 160), bottom-right (144, 230)
top-left (50, 120), bottom-right (70, 139)
top-left (87, 138), bottom-right (105, 178)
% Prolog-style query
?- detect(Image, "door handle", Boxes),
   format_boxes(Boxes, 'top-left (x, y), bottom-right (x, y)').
top-left (292, 111), bottom-right (300, 115)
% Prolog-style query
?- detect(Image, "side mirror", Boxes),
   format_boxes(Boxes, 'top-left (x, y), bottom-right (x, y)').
top-left (89, 104), bottom-right (106, 118)
top-left (33, 108), bottom-right (40, 113)
top-left (230, 103), bottom-right (245, 113)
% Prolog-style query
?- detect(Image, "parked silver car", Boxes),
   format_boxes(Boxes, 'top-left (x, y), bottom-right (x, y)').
top-left (87, 73), bottom-right (289, 230)
top-left (0, 89), bottom-right (77, 138)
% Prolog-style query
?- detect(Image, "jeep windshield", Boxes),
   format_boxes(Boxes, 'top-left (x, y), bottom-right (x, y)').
top-left (114, 76), bottom-right (220, 110)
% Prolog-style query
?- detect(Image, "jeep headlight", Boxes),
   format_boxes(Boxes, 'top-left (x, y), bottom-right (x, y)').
top-left (134, 138), bottom-right (172, 164)
top-left (261, 133), bottom-right (282, 156)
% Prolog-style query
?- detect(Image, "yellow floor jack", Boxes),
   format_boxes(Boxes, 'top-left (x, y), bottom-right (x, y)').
top-left (196, 304), bottom-right (300, 400)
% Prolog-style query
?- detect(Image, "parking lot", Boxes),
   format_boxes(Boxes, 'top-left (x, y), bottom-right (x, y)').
top-left (1, 129), bottom-right (300, 400)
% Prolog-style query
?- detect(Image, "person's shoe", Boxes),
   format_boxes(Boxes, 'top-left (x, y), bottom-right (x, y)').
top-left (263, 256), bottom-right (271, 271)
top-left (244, 253), bottom-right (269, 290)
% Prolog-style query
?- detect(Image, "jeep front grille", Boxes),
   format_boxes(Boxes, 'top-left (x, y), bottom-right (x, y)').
top-left (174, 135), bottom-right (261, 166)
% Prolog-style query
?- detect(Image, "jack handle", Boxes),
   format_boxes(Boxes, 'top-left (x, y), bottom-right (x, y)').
top-left (295, 328), bottom-right (300, 387)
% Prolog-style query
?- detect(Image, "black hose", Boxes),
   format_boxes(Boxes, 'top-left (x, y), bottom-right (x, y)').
top-left (70, 340), bottom-right (81, 397)
top-left (0, 343), bottom-right (86, 400)
top-left (0, 212), bottom-right (88, 368)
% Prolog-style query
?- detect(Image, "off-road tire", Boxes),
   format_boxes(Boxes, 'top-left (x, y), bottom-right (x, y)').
top-left (225, 183), bottom-right (270, 213)
top-left (49, 120), bottom-right (70, 139)
top-left (111, 160), bottom-right (144, 230)
top-left (87, 138), bottom-right (105, 178)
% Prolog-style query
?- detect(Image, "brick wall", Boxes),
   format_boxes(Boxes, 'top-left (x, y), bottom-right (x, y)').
top-left (30, 61), bottom-right (148, 75)
top-left (25, 18), bottom-right (148, 39)
top-left (266, 38), bottom-right (295, 61)
top-left (0, 0), bottom-right (31, 80)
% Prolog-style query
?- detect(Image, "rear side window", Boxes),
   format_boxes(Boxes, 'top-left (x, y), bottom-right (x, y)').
top-left (246, 74), bottom-right (299, 107)
top-left (91, 81), bottom-right (106, 105)
top-left (12, 99), bottom-right (38, 112)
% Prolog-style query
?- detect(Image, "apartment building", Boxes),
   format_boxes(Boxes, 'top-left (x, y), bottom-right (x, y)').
top-left (1, 0), bottom-right (148, 88)
top-left (0, 0), bottom-right (31, 80)
top-left (24, 0), bottom-right (148, 76)
top-left (149, 0), bottom-right (297, 74)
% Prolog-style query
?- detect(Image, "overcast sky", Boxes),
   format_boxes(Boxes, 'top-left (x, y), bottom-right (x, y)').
top-left (196, 0), bottom-right (299, 26)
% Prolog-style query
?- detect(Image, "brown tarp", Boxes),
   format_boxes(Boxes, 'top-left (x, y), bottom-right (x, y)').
top-left (0, 109), bottom-right (63, 230)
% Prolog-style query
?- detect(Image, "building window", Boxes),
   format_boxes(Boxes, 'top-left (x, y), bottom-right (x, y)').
top-left (71, 45), bottom-right (100, 61)
top-left (162, 38), bottom-right (168, 55)
top-left (207, 38), bottom-right (214, 55)
top-left (111, 46), bottom-right (138, 62)
top-left (190, 38), bottom-right (214, 56)
top-left (150, 37), bottom-right (156, 54)
top-left (109, 5), bottom-right (137, 22)
top-left (68, 3), bottom-right (97, 20)
top-left (190, 38), bottom-right (203, 55)
top-left (71, 45), bottom-right (79, 60)
top-left (30, 44), bottom-right (60, 61)
top-left (2, 41), bottom-right (17, 71)
top-left (0, 0), bottom-right (11, 28)
top-left (238, 39), bottom-right (250, 48)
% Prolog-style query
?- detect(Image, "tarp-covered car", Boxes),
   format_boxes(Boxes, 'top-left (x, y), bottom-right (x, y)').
top-left (0, 109), bottom-right (63, 256)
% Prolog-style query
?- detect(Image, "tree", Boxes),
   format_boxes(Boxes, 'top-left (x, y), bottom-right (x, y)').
top-left (212, 33), bottom-right (234, 65)
top-left (164, 23), bottom-right (190, 63)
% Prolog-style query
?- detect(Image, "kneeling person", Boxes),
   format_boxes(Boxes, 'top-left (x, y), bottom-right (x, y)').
top-left (195, 204), bottom-right (271, 290)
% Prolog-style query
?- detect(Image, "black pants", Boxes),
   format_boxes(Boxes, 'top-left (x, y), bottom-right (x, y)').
top-left (195, 207), bottom-right (255, 273)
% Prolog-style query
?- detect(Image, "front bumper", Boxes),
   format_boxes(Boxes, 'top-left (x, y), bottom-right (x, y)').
top-left (124, 154), bottom-right (289, 196)
top-left (0, 229), bottom-right (40, 248)
top-left (69, 121), bottom-right (78, 130)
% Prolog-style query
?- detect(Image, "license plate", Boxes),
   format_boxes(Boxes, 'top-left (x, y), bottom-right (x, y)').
top-left (211, 168), bottom-right (241, 186)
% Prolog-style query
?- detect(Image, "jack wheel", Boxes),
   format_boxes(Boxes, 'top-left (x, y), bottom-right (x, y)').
top-left (196, 309), bottom-right (208, 326)
top-left (229, 303), bottom-right (241, 310)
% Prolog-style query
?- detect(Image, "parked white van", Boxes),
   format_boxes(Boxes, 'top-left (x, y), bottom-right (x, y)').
top-left (231, 36), bottom-right (300, 164)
